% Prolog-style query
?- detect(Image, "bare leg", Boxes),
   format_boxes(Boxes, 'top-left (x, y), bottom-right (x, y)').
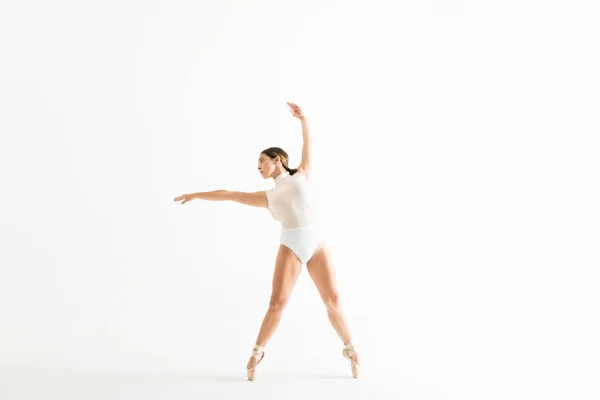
top-left (307, 242), bottom-right (360, 367)
top-left (247, 245), bottom-right (302, 373)
top-left (324, 298), bottom-right (353, 344)
top-left (254, 299), bottom-right (290, 347)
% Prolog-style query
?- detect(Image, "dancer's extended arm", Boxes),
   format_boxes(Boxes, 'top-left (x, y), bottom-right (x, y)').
top-left (174, 190), bottom-right (267, 208)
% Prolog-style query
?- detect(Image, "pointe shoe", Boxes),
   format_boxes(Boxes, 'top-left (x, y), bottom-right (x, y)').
top-left (247, 345), bottom-right (265, 381)
top-left (342, 343), bottom-right (360, 378)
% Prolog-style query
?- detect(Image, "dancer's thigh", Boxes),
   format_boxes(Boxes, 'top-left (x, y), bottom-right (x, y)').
top-left (270, 244), bottom-right (302, 308)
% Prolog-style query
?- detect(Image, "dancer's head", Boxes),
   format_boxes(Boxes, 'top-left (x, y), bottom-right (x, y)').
top-left (258, 147), bottom-right (298, 179)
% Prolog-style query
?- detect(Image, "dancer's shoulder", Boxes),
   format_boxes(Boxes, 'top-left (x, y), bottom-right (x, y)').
top-left (295, 167), bottom-right (311, 182)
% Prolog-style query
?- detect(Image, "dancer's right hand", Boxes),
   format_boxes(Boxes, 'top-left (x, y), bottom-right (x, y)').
top-left (173, 193), bottom-right (195, 204)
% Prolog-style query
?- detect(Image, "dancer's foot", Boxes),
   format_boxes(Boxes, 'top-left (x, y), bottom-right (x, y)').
top-left (342, 342), bottom-right (360, 378)
top-left (247, 345), bottom-right (265, 381)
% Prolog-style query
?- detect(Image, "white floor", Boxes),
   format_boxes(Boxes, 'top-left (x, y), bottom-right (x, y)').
top-left (0, 365), bottom-right (388, 400)
top-left (1, 355), bottom-right (598, 400)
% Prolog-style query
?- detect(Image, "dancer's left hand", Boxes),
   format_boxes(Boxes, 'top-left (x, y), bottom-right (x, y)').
top-left (287, 102), bottom-right (305, 120)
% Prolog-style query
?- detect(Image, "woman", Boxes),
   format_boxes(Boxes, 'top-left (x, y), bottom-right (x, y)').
top-left (174, 102), bottom-right (360, 380)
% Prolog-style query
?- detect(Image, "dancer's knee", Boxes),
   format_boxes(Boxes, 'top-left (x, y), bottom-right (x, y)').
top-left (268, 296), bottom-right (289, 312)
top-left (323, 292), bottom-right (340, 311)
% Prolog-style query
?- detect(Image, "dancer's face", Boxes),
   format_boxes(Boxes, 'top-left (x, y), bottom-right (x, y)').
top-left (257, 154), bottom-right (278, 179)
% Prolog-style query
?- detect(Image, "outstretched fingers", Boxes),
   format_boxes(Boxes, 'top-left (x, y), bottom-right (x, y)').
top-left (173, 195), bottom-right (190, 204)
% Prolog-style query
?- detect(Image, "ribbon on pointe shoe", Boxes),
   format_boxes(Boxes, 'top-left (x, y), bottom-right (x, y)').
top-left (247, 344), bottom-right (265, 381)
top-left (343, 342), bottom-right (359, 367)
top-left (343, 341), bottom-right (360, 378)
top-left (344, 341), bottom-right (358, 356)
top-left (250, 344), bottom-right (265, 360)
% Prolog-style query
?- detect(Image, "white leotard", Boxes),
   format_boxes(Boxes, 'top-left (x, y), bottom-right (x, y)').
top-left (266, 171), bottom-right (320, 229)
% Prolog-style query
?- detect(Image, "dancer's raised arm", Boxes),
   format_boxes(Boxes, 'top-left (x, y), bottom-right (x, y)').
top-left (287, 102), bottom-right (312, 177)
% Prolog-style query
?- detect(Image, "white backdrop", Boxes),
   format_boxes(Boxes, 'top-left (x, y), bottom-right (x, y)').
top-left (1, 0), bottom-right (598, 399)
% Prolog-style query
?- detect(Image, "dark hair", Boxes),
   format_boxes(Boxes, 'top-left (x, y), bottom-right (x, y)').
top-left (260, 147), bottom-right (298, 175)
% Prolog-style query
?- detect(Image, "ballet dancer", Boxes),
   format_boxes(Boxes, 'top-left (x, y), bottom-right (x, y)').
top-left (173, 102), bottom-right (360, 380)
